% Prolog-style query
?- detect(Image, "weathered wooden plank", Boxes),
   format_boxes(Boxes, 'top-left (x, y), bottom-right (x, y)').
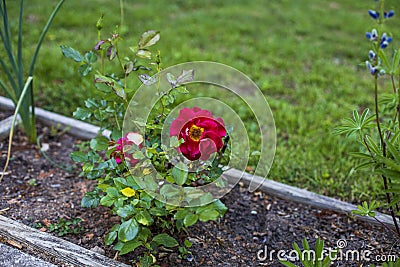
top-left (0, 115), bottom-right (21, 141)
top-left (0, 242), bottom-right (58, 267)
top-left (0, 96), bottom-right (108, 140)
top-left (223, 168), bottom-right (397, 229)
top-left (0, 215), bottom-right (130, 267)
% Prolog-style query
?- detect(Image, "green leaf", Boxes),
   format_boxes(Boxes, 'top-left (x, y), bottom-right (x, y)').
top-left (183, 213), bottom-right (198, 227)
top-left (136, 49), bottom-right (152, 59)
top-left (90, 136), bottom-right (109, 151)
top-left (172, 162), bottom-right (188, 186)
top-left (100, 195), bottom-right (114, 207)
top-left (60, 45), bottom-right (83, 62)
top-left (118, 219), bottom-right (139, 242)
top-left (106, 187), bottom-right (119, 197)
top-left (174, 209), bottom-right (188, 220)
top-left (139, 255), bottom-right (155, 267)
top-left (160, 184), bottom-right (182, 199)
top-left (117, 205), bottom-right (136, 218)
top-left (70, 151), bottom-right (87, 162)
top-left (132, 151), bottom-right (145, 159)
top-left (170, 136), bottom-right (183, 148)
top-left (379, 49), bottom-right (390, 72)
top-left (184, 239), bottom-right (193, 248)
top-left (119, 240), bottom-right (142, 255)
top-left (279, 261), bottom-right (297, 267)
top-left (198, 210), bottom-right (220, 222)
top-left (78, 63), bottom-right (92, 76)
top-left (84, 98), bottom-right (99, 108)
top-left (138, 30), bottom-right (160, 49)
top-left (84, 51), bottom-right (97, 63)
top-left (105, 224), bottom-right (120, 245)
top-left (95, 82), bottom-right (112, 93)
top-left (81, 191), bottom-right (100, 208)
top-left (94, 74), bottom-right (126, 99)
top-left (152, 233), bottom-right (178, 248)
top-left (137, 227), bottom-right (152, 242)
top-left (73, 107), bottom-right (91, 120)
top-left (135, 210), bottom-right (154, 226)
top-left (149, 207), bottom-right (168, 216)
top-left (213, 199), bottom-right (228, 214)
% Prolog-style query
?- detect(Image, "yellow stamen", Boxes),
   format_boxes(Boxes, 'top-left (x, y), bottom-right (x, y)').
top-left (188, 125), bottom-right (204, 142)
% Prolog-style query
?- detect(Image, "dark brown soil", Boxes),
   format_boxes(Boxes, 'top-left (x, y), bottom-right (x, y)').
top-left (0, 118), bottom-right (399, 266)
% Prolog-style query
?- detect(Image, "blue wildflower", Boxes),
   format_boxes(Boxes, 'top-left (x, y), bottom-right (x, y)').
top-left (366, 29), bottom-right (378, 41)
top-left (368, 10), bottom-right (380, 19)
top-left (368, 50), bottom-right (376, 61)
top-left (366, 61), bottom-right (377, 75)
top-left (380, 33), bottom-right (392, 49)
top-left (384, 10), bottom-right (395, 18)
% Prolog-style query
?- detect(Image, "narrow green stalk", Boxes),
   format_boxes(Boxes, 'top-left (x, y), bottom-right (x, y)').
top-left (120, 0), bottom-right (124, 29)
top-left (17, 0), bottom-right (24, 89)
top-left (398, 79), bottom-right (400, 131)
top-left (1, 0), bottom-right (19, 87)
top-left (374, 73), bottom-right (385, 156)
top-left (0, 57), bottom-right (18, 101)
top-left (0, 76), bottom-right (33, 184)
top-left (0, 79), bottom-right (15, 101)
top-left (27, 0), bottom-right (63, 142)
top-left (28, 82), bottom-right (36, 143)
top-left (28, 0), bottom-right (65, 75)
top-left (375, 74), bottom-right (400, 235)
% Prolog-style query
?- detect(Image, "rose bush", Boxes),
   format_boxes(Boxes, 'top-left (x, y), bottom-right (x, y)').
top-left (65, 17), bottom-right (230, 265)
top-left (170, 107), bottom-right (226, 161)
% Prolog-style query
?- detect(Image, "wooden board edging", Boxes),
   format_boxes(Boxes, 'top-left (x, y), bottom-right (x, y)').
top-left (0, 215), bottom-right (129, 267)
top-left (0, 96), bottom-right (108, 140)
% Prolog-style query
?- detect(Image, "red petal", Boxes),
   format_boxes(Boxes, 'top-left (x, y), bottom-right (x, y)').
top-left (199, 138), bottom-right (217, 160)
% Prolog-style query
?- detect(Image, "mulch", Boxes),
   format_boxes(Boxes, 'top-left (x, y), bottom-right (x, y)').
top-left (0, 119), bottom-right (399, 266)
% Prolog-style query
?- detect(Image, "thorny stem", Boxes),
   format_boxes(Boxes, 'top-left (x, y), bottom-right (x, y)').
top-left (97, 29), bottom-right (105, 75)
top-left (115, 41), bottom-right (125, 73)
top-left (114, 102), bottom-right (121, 131)
top-left (156, 51), bottom-right (165, 119)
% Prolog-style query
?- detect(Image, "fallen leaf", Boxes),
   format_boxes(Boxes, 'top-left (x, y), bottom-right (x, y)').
top-left (42, 218), bottom-right (51, 227)
top-left (85, 233), bottom-right (94, 240)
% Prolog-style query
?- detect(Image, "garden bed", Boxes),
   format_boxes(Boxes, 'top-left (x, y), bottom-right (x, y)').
top-left (0, 108), bottom-right (398, 266)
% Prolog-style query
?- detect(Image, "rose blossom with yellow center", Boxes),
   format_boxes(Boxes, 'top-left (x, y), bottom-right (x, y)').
top-left (188, 124), bottom-right (204, 142)
top-left (170, 107), bottom-right (226, 161)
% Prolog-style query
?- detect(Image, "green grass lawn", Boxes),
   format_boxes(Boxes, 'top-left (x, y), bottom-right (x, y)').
top-left (3, 0), bottom-right (400, 202)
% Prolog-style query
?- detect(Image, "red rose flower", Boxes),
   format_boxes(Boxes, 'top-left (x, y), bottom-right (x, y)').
top-left (112, 132), bottom-right (144, 166)
top-left (170, 107), bottom-right (226, 161)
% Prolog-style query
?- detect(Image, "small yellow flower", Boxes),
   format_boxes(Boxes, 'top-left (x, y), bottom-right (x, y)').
top-left (121, 187), bottom-right (136, 197)
top-left (143, 168), bottom-right (152, 175)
